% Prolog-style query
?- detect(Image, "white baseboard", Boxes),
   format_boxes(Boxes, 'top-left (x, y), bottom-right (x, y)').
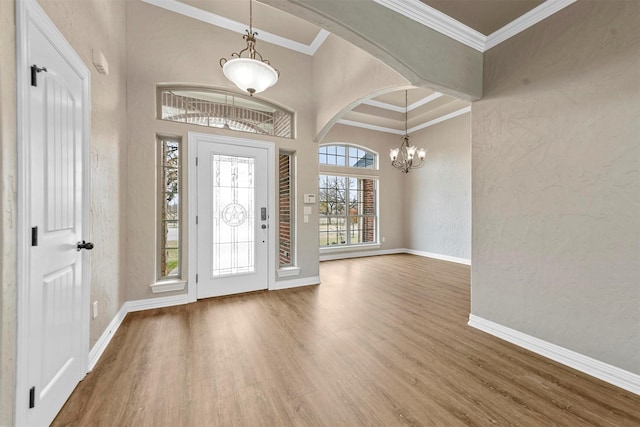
top-left (88, 303), bottom-right (127, 371)
top-left (320, 248), bottom-right (404, 262)
top-left (125, 293), bottom-right (191, 312)
top-left (468, 314), bottom-right (640, 395)
top-left (404, 248), bottom-right (471, 265)
top-left (319, 248), bottom-right (471, 265)
top-left (271, 276), bottom-right (321, 290)
top-left (88, 294), bottom-right (190, 372)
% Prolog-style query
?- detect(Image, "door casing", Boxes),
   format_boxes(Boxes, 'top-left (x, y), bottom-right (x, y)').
top-left (188, 132), bottom-right (276, 302)
top-left (15, 0), bottom-right (91, 425)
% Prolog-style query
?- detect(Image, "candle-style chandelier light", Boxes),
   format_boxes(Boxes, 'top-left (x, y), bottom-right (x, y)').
top-left (390, 90), bottom-right (427, 173)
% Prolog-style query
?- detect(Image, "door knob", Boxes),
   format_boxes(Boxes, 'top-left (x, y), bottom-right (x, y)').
top-left (261, 224), bottom-right (267, 229)
top-left (77, 241), bottom-right (94, 251)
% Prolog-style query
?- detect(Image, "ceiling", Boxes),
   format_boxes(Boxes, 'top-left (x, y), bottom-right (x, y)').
top-left (141, 0), bottom-right (567, 134)
top-left (420, 0), bottom-right (544, 36)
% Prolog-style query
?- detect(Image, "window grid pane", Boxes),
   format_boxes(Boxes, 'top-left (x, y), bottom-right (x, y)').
top-left (160, 89), bottom-right (294, 139)
top-left (319, 144), bottom-right (376, 170)
top-left (319, 174), bottom-right (377, 248)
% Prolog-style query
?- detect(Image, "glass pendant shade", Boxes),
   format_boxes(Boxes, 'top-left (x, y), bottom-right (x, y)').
top-left (222, 58), bottom-right (278, 95)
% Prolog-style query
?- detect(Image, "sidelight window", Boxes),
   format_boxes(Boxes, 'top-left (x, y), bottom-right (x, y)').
top-left (158, 136), bottom-right (181, 279)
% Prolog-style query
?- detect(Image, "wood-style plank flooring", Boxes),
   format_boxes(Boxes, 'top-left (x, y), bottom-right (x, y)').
top-left (53, 255), bottom-right (640, 426)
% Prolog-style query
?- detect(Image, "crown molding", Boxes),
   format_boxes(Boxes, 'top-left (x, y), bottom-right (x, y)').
top-left (372, 0), bottom-right (486, 51)
top-left (484, 0), bottom-right (576, 50)
top-left (308, 29), bottom-right (331, 55)
top-left (140, 0), bottom-right (329, 56)
top-left (140, 0), bottom-right (575, 56)
top-left (363, 92), bottom-right (443, 113)
top-left (338, 106), bottom-right (470, 135)
top-left (373, 0), bottom-right (577, 52)
top-left (337, 119), bottom-right (404, 135)
top-left (408, 106), bottom-right (470, 133)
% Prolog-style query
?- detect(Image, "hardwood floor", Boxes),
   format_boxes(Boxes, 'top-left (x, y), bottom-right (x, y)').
top-left (53, 254), bottom-right (640, 426)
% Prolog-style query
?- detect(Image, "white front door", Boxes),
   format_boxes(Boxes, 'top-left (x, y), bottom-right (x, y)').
top-left (21, 5), bottom-right (90, 426)
top-left (196, 139), bottom-right (270, 298)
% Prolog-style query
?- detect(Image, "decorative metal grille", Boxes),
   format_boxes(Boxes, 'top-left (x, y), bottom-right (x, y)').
top-left (159, 88), bottom-right (293, 139)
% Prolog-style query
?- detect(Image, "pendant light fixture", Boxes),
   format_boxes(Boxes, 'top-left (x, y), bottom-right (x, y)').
top-left (390, 90), bottom-right (426, 173)
top-left (219, 0), bottom-right (279, 96)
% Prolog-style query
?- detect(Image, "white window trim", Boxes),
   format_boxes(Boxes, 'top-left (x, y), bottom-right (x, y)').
top-left (150, 279), bottom-right (187, 294)
top-left (156, 135), bottom-right (182, 282)
top-left (277, 266), bottom-right (302, 278)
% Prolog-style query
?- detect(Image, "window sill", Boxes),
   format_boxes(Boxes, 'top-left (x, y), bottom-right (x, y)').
top-left (320, 243), bottom-right (381, 253)
top-left (150, 279), bottom-right (186, 294)
top-left (277, 266), bottom-right (302, 278)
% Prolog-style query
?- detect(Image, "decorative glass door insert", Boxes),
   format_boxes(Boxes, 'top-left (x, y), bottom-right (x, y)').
top-left (195, 135), bottom-right (269, 299)
top-left (211, 154), bottom-right (255, 276)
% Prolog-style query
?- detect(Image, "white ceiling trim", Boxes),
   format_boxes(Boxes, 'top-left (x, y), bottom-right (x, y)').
top-left (371, 0), bottom-right (486, 51)
top-left (408, 106), bottom-right (470, 133)
top-left (338, 105), bottom-right (470, 135)
top-left (373, 0), bottom-right (577, 52)
top-left (484, 0), bottom-right (577, 50)
top-left (140, 0), bottom-right (329, 56)
top-left (337, 119), bottom-right (405, 135)
top-left (363, 92), bottom-right (443, 113)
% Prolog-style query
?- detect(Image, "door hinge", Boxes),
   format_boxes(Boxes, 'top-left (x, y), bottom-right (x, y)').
top-left (29, 386), bottom-right (35, 409)
top-left (196, 216), bottom-right (198, 225)
top-left (31, 226), bottom-right (38, 246)
top-left (195, 157), bottom-right (198, 166)
top-left (30, 65), bottom-right (48, 87)
top-left (196, 274), bottom-right (198, 283)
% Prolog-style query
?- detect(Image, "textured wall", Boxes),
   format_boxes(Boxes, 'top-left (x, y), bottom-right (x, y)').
top-left (312, 34), bottom-right (409, 141)
top-left (0, 0), bottom-right (17, 423)
top-left (472, 1), bottom-right (640, 373)
top-left (321, 124), bottom-right (406, 252)
top-left (404, 113), bottom-right (471, 261)
top-left (125, 1), bottom-right (319, 301)
top-left (37, 0), bottom-right (129, 348)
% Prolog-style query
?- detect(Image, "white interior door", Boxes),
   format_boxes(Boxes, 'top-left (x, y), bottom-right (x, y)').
top-left (22, 7), bottom-right (90, 426)
top-left (196, 140), bottom-right (269, 298)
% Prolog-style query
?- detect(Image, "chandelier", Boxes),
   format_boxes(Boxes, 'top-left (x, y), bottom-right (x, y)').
top-left (390, 90), bottom-right (426, 173)
top-left (219, 0), bottom-right (279, 96)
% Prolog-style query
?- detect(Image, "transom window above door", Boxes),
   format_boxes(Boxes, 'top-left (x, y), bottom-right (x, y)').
top-left (158, 87), bottom-right (294, 139)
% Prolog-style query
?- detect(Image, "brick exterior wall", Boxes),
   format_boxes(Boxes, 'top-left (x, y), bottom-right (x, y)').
top-left (363, 178), bottom-right (375, 243)
top-left (279, 154), bottom-right (292, 265)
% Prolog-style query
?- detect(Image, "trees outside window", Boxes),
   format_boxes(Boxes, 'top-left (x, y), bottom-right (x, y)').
top-left (318, 144), bottom-right (378, 248)
top-left (159, 137), bottom-right (181, 279)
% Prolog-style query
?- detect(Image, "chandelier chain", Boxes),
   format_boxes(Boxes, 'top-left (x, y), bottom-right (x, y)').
top-left (389, 89), bottom-right (427, 173)
top-left (405, 90), bottom-right (408, 135)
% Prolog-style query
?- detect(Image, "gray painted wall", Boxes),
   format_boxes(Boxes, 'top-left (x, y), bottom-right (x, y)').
top-left (404, 113), bottom-right (471, 261)
top-left (472, 1), bottom-right (640, 374)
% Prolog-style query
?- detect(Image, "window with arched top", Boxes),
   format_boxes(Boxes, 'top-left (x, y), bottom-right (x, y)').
top-left (318, 144), bottom-right (378, 248)
top-left (158, 87), bottom-right (294, 139)
top-left (318, 144), bottom-right (377, 169)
